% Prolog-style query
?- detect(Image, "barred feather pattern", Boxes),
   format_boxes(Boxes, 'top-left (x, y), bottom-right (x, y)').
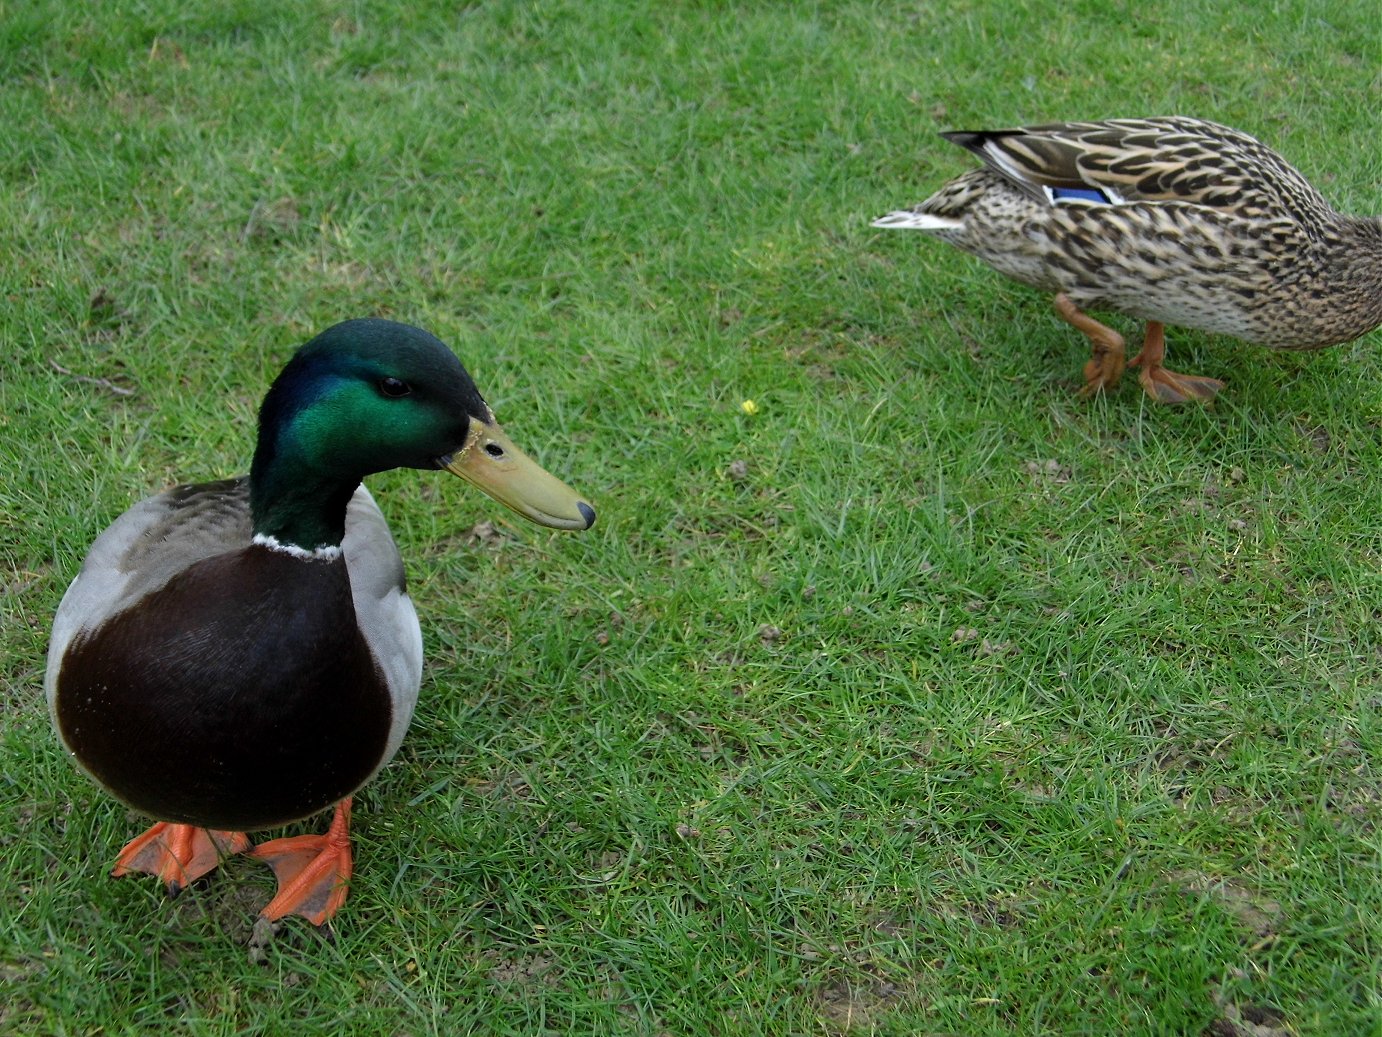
top-left (877, 117), bottom-right (1382, 351)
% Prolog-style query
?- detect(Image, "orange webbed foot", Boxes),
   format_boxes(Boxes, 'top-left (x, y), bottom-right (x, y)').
top-left (250, 799), bottom-right (353, 926)
top-left (1129, 321), bottom-right (1223, 403)
top-left (1135, 366), bottom-right (1225, 403)
top-left (1078, 348), bottom-right (1128, 398)
top-left (112, 823), bottom-right (252, 893)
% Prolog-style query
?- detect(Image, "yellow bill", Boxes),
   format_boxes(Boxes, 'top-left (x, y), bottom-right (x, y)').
top-left (440, 419), bottom-right (595, 531)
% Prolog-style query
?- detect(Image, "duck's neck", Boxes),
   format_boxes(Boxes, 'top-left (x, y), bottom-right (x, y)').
top-left (249, 444), bottom-right (359, 552)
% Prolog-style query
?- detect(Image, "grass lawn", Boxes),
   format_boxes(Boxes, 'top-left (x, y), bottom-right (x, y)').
top-left (3, 1), bottom-right (1381, 1034)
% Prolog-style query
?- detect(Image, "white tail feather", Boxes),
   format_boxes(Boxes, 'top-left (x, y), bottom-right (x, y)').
top-left (870, 210), bottom-right (962, 231)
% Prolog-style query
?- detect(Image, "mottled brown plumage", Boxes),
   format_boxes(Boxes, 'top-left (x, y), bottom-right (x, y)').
top-left (874, 117), bottom-right (1382, 402)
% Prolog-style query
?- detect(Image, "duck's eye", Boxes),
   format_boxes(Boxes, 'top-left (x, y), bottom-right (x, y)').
top-left (379, 377), bottom-right (411, 398)
top-left (484, 442), bottom-right (505, 458)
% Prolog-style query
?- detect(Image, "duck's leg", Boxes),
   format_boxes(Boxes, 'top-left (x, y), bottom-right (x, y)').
top-left (1053, 294), bottom-right (1126, 397)
top-left (250, 798), bottom-right (353, 925)
top-left (1129, 321), bottom-right (1224, 403)
top-left (112, 823), bottom-right (252, 893)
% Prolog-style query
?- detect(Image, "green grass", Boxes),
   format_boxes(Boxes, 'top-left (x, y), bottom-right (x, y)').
top-left (3, 1), bottom-right (1381, 1033)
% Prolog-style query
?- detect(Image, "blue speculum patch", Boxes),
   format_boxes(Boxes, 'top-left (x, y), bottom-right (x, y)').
top-left (1050, 186), bottom-right (1111, 204)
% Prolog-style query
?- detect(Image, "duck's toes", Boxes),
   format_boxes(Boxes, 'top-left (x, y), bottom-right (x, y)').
top-left (112, 823), bottom-right (253, 893)
top-left (1137, 365), bottom-right (1225, 404)
top-left (1078, 350), bottom-right (1127, 397)
top-left (250, 799), bottom-right (353, 926)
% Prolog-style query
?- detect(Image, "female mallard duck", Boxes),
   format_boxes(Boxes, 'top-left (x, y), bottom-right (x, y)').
top-left (45, 318), bottom-right (595, 925)
top-left (872, 117), bottom-right (1382, 402)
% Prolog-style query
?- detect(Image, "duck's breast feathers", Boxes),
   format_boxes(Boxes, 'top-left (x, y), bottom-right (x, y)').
top-left (48, 479), bottom-right (412, 676)
top-left (944, 117), bottom-right (1333, 220)
top-left (52, 541), bottom-right (393, 829)
top-left (47, 479), bottom-right (421, 830)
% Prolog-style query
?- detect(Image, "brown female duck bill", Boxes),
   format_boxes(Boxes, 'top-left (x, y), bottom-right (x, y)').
top-left (873, 116), bottom-right (1382, 403)
top-left (46, 318), bottom-right (595, 926)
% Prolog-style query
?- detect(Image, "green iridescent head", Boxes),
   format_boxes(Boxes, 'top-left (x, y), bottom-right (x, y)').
top-left (249, 318), bottom-right (595, 548)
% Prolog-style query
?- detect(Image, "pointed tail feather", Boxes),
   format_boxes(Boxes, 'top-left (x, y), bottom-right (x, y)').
top-left (870, 210), bottom-right (962, 231)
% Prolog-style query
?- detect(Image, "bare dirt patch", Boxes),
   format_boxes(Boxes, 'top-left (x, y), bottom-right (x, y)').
top-left (817, 976), bottom-right (907, 1033)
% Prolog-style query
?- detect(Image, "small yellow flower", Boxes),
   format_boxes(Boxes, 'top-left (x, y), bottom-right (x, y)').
top-left (740, 399), bottom-right (759, 415)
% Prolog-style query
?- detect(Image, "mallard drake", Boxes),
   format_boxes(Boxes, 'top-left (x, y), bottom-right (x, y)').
top-left (872, 117), bottom-right (1382, 402)
top-left (45, 318), bottom-right (595, 925)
